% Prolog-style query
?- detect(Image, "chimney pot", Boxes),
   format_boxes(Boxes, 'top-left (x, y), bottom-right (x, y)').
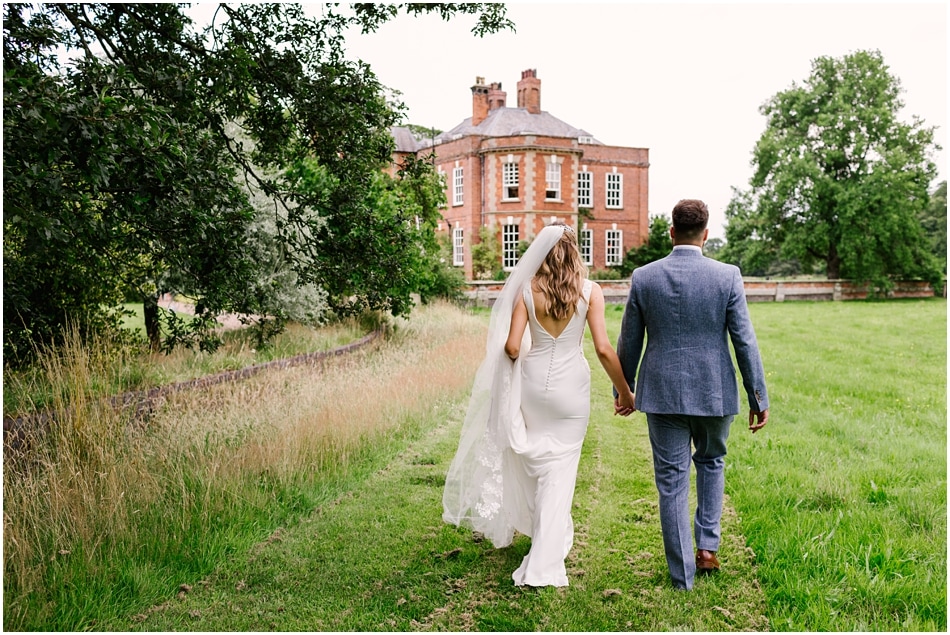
top-left (471, 77), bottom-right (489, 126)
top-left (488, 81), bottom-right (506, 111)
top-left (516, 69), bottom-right (541, 114)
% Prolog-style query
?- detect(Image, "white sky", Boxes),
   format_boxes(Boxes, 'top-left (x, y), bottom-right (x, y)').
top-left (186, 1), bottom-right (948, 239)
top-left (336, 0), bottom-right (948, 239)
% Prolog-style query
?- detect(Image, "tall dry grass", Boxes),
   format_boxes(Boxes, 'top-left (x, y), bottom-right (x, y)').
top-left (3, 317), bottom-right (368, 416)
top-left (3, 302), bottom-right (487, 631)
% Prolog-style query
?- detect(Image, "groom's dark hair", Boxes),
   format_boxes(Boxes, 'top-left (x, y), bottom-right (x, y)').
top-left (672, 199), bottom-right (708, 241)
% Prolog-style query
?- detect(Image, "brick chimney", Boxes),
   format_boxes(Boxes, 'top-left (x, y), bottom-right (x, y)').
top-left (471, 76), bottom-right (489, 126)
top-left (488, 81), bottom-right (506, 111)
top-left (517, 69), bottom-right (541, 114)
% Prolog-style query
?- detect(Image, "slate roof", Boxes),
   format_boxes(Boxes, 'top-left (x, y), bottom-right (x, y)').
top-left (391, 125), bottom-right (424, 153)
top-left (392, 107), bottom-right (603, 152)
top-left (436, 107), bottom-right (602, 144)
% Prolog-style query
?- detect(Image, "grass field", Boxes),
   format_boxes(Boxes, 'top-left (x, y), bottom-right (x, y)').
top-left (724, 299), bottom-right (947, 630)
top-left (2, 298), bottom-right (946, 631)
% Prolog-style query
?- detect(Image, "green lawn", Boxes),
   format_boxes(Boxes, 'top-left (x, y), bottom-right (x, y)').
top-left (4, 298), bottom-right (945, 631)
top-left (725, 299), bottom-right (947, 630)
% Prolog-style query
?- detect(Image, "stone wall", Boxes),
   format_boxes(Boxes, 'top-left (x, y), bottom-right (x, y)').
top-left (463, 279), bottom-right (936, 307)
top-left (741, 279), bottom-right (935, 302)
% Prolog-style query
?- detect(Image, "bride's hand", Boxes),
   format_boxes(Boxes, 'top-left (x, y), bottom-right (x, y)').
top-left (614, 391), bottom-right (635, 417)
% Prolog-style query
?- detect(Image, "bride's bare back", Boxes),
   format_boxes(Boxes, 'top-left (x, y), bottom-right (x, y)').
top-left (530, 285), bottom-right (575, 339)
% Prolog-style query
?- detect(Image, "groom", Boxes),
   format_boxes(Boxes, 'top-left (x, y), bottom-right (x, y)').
top-left (615, 198), bottom-right (769, 591)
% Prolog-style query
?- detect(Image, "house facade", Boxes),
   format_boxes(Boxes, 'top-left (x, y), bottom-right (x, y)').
top-left (392, 69), bottom-right (649, 280)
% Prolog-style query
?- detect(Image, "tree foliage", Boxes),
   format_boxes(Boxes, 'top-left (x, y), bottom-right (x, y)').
top-left (723, 49), bottom-right (941, 290)
top-left (471, 225), bottom-right (502, 281)
top-left (917, 180), bottom-right (947, 274)
top-left (720, 188), bottom-right (788, 276)
top-left (616, 214), bottom-right (673, 277)
top-left (3, 3), bottom-right (511, 365)
top-left (703, 237), bottom-right (724, 260)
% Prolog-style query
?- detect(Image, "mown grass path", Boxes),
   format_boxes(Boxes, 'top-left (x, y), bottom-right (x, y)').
top-left (129, 321), bottom-right (769, 631)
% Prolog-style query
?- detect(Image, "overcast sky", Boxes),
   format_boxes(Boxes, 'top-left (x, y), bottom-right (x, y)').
top-left (334, 1), bottom-right (947, 239)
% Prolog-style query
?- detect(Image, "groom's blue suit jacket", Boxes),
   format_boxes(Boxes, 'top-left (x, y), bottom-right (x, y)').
top-left (617, 247), bottom-right (769, 416)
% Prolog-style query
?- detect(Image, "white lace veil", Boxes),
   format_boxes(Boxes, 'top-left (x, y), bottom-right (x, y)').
top-left (442, 224), bottom-right (569, 547)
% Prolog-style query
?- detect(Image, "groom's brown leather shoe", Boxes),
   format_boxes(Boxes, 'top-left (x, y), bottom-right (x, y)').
top-left (696, 549), bottom-right (720, 574)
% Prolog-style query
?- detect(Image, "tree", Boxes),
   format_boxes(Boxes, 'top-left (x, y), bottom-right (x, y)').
top-left (729, 49), bottom-right (941, 291)
top-left (617, 214), bottom-right (673, 277)
top-left (719, 188), bottom-right (783, 275)
top-left (917, 180), bottom-right (947, 275)
top-left (405, 123), bottom-right (443, 145)
top-left (703, 237), bottom-right (724, 260)
top-left (471, 225), bottom-right (502, 280)
top-left (3, 3), bottom-right (512, 364)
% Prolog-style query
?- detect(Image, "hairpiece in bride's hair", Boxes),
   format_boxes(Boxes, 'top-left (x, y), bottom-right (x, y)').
top-left (562, 224), bottom-right (575, 235)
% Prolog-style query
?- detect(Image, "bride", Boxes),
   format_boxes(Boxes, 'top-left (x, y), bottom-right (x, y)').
top-left (443, 222), bottom-right (636, 587)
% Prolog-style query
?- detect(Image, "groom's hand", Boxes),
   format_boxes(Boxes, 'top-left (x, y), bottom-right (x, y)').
top-left (748, 409), bottom-right (768, 433)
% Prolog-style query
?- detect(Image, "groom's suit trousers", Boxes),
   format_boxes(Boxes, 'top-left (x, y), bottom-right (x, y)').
top-left (646, 412), bottom-right (733, 590)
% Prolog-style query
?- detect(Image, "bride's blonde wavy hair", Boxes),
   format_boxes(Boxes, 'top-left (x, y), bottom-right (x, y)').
top-left (533, 223), bottom-right (587, 320)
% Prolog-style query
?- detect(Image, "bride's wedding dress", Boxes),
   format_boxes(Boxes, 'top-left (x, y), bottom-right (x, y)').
top-left (506, 280), bottom-right (593, 586)
top-left (442, 224), bottom-right (594, 588)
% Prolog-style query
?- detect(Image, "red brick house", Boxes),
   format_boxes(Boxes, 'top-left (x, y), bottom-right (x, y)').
top-left (392, 69), bottom-right (649, 280)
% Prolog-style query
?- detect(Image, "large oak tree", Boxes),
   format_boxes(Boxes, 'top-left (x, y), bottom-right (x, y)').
top-left (722, 50), bottom-right (941, 290)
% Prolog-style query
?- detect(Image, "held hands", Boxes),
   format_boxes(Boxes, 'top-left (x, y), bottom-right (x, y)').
top-left (614, 390), bottom-right (636, 417)
top-left (749, 409), bottom-right (769, 433)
